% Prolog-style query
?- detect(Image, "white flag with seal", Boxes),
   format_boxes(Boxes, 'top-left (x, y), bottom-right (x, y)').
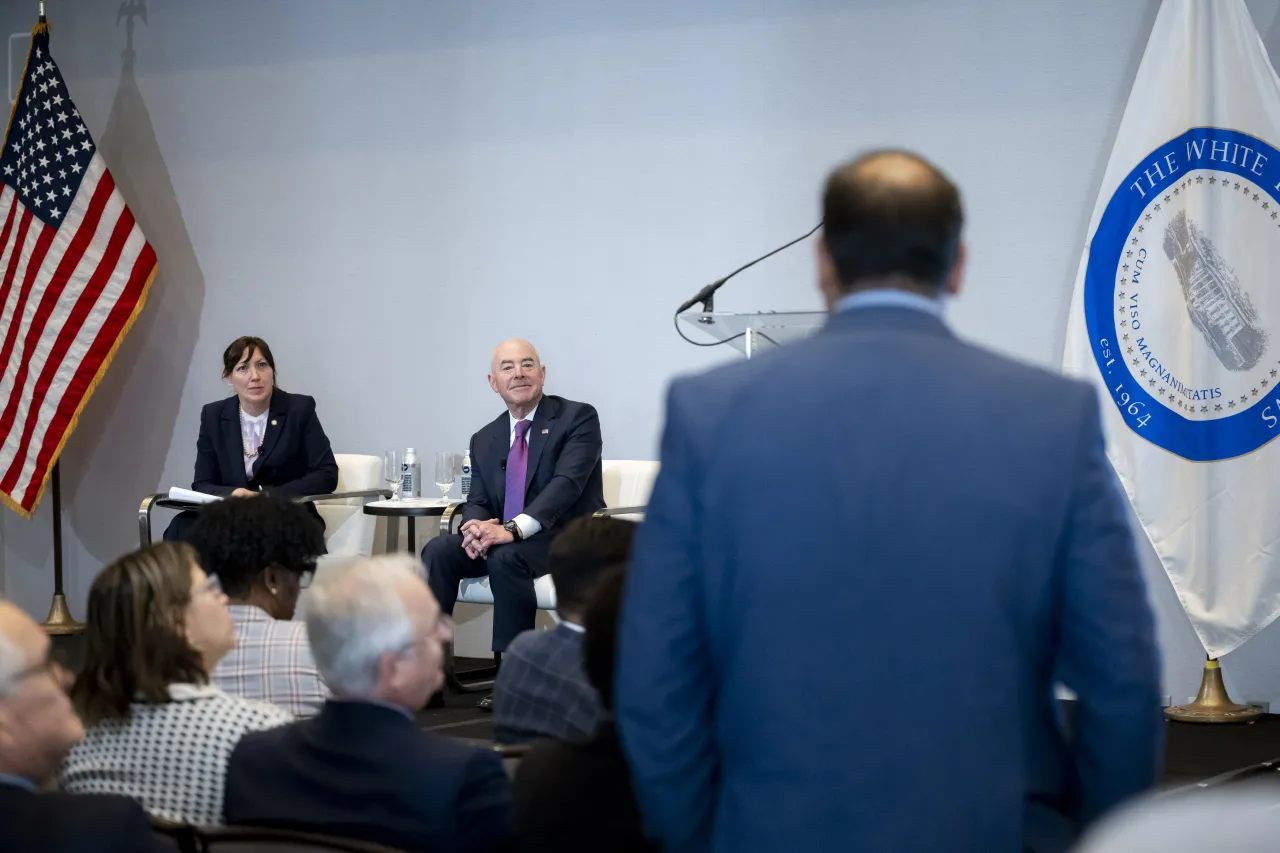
top-left (1063, 0), bottom-right (1280, 658)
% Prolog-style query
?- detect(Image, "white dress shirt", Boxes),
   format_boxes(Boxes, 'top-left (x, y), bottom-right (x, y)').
top-left (508, 405), bottom-right (542, 539)
top-left (239, 408), bottom-right (268, 478)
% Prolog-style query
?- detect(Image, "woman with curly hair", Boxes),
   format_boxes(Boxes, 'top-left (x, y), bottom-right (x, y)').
top-left (59, 542), bottom-right (291, 826)
top-left (186, 493), bottom-right (331, 717)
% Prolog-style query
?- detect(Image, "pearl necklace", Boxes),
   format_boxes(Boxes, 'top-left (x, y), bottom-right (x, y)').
top-left (239, 402), bottom-right (266, 458)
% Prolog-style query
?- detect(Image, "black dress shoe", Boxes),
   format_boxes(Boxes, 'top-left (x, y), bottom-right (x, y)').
top-left (477, 694), bottom-right (494, 712)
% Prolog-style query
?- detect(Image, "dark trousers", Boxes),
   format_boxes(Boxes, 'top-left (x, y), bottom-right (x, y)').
top-left (162, 510), bottom-right (199, 543)
top-left (423, 532), bottom-right (553, 652)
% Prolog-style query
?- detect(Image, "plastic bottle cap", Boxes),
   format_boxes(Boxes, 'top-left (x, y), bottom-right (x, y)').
top-left (406, 448), bottom-right (415, 453)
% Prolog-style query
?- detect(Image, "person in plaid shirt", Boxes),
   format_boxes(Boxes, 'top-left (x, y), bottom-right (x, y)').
top-left (188, 494), bottom-right (330, 717)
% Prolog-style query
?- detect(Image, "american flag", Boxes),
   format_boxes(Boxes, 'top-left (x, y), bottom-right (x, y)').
top-left (0, 24), bottom-right (156, 518)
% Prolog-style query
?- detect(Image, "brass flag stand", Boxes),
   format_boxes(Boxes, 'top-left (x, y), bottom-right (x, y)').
top-left (39, 462), bottom-right (84, 635)
top-left (1165, 657), bottom-right (1261, 723)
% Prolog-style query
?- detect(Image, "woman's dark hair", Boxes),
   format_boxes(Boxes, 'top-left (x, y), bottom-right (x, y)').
top-left (221, 336), bottom-right (276, 380)
top-left (71, 543), bottom-right (207, 725)
top-left (582, 565), bottom-right (627, 711)
top-left (186, 493), bottom-right (325, 599)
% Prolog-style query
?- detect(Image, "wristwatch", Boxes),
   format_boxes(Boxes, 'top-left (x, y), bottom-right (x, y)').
top-left (503, 520), bottom-right (523, 541)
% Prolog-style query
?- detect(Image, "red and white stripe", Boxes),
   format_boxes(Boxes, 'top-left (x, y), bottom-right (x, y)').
top-left (0, 152), bottom-right (155, 516)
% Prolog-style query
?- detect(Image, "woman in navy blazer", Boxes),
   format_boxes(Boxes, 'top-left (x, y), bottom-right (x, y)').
top-left (164, 336), bottom-right (338, 542)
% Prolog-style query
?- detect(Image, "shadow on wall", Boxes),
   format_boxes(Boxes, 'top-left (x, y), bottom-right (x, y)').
top-left (61, 4), bottom-right (204, 578)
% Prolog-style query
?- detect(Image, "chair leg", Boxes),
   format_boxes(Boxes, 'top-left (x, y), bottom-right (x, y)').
top-left (444, 642), bottom-right (497, 693)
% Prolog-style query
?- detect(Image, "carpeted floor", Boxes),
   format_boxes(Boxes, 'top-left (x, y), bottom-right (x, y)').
top-left (421, 663), bottom-right (1280, 786)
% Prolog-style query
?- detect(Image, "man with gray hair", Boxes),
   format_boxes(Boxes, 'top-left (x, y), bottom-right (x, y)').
top-left (224, 555), bottom-right (512, 853)
top-left (0, 600), bottom-right (163, 852)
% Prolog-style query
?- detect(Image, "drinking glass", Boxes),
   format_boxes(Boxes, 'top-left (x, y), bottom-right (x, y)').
top-left (383, 450), bottom-right (402, 501)
top-left (434, 451), bottom-right (458, 501)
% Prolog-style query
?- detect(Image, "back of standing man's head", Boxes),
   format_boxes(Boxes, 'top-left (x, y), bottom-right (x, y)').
top-left (548, 516), bottom-right (637, 622)
top-left (819, 149), bottom-right (964, 300)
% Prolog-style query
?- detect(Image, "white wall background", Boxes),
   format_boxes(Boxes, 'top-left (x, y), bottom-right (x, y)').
top-left (3, 0), bottom-right (1280, 702)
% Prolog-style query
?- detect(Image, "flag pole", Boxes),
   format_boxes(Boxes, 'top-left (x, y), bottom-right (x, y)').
top-left (40, 461), bottom-right (83, 635)
top-left (37, 1), bottom-right (44, 24)
top-left (1164, 654), bottom-right (1261, 724)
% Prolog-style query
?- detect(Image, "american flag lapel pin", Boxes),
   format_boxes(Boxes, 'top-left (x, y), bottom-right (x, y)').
top-left (541, 428), bottom-right (549, 434)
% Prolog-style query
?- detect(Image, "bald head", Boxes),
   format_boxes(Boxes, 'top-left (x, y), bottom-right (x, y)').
top-left (818, 149), bottom-right (964, 302)
top-left (488, 338), bottom-right (546, 417)
top-left (0, 601), bottom-right (43, 694)
top-left (0, 599), bottom-right (83, 784)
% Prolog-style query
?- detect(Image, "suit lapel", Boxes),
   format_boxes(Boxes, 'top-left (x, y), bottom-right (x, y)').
top-left (252, 390), bottom-right (289, 477)
top-left (524, 395), bottom-right (557, 491)
top-left (221, 398), bottom-right (249, 488)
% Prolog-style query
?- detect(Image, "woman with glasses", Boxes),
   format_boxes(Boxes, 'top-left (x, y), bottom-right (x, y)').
top-left (59, 542), bottom-right (291, 827)
top-left (187, 493), bottom-right (330, 718)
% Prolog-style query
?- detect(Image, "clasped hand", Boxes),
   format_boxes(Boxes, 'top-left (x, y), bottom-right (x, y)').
top-left (460, 519), bottom-right (514, 559)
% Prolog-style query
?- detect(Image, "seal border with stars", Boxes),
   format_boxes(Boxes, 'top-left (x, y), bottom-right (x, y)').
top-left (1085, 127), bottom-right (1280, 462)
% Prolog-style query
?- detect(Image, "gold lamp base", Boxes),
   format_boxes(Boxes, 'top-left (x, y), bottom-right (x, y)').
top-left (40, 593), bottom-right (85, 636)
top-left (1165, 659), bottom-right (1262, 724)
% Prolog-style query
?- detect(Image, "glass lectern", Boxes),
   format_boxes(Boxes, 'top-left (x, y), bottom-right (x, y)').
top-left (677, 310), bottom-right (829, 358)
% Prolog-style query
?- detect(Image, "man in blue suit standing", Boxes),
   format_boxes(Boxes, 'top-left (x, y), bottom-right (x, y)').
top-left (615, 150), bottom-right (1163, 853)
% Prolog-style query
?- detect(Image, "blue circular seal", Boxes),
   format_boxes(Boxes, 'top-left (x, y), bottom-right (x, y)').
top-left (1086, 127), bottom-right (1280, 461)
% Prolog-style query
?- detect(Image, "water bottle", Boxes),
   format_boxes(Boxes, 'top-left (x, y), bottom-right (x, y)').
top-left (402, 447), bottom-right (421, 498)
top-left (460, 450), bottom-right (472, 498)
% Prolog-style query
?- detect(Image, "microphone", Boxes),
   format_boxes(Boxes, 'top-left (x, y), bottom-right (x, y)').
top-left (500, 458), bottom-right (506, 471)
top-left (675, 221), bottom-right (823, 320)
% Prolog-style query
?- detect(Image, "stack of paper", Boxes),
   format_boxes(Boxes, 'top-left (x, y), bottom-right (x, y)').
top-left (167, 487), bottom-right (221, 505)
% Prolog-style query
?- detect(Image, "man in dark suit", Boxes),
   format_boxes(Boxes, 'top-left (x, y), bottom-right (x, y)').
top-left (423, 339), bottom-right (605, 709)
top-left (493, 515), bottom-right (636, 744)
top-left (224, 555), bottom-right (511, 853)
top-left (615, 150), bottom-right (1163, 853)
top-left (0, 600), bottom-right (163, 853)
top-left (513, 567), bottom-right (653, 853)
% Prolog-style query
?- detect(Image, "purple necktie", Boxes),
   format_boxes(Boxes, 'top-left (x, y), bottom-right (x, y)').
top-left (504, 419), bottom-right (531, 521)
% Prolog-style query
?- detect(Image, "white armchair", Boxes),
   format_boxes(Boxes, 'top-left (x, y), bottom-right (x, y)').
top-left (312, 454), bottom-right (384, 565)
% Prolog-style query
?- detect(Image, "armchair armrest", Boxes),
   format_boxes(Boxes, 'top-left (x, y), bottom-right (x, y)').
top-left (440, 501), bottom-right (467, 535)
top-left (593, 505), bottom-right (647, 518)
top-left (297, 488), bottom-right (391, 504)
top-left (138, 494), bottom-right (206, 547)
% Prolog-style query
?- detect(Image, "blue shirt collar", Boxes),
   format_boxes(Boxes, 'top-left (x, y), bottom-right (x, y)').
top-left (834, 288), bottom-right (945, 318)
top-left (0, 773), bottom-right (36, 792)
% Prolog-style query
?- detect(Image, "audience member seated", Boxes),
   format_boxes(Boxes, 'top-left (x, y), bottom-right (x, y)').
top-left (59, 543), bottom-right (292, 826)
top-left (493, 516), bottom-right (636, 744)
top-left (0, 599), bottom-right (165, 853)
top-left (188, 493), bottom-right (330, 717)
top-left (512, 567), bottom-right (653, 852)
top-left (224, 555), bottom-right (512, 853)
